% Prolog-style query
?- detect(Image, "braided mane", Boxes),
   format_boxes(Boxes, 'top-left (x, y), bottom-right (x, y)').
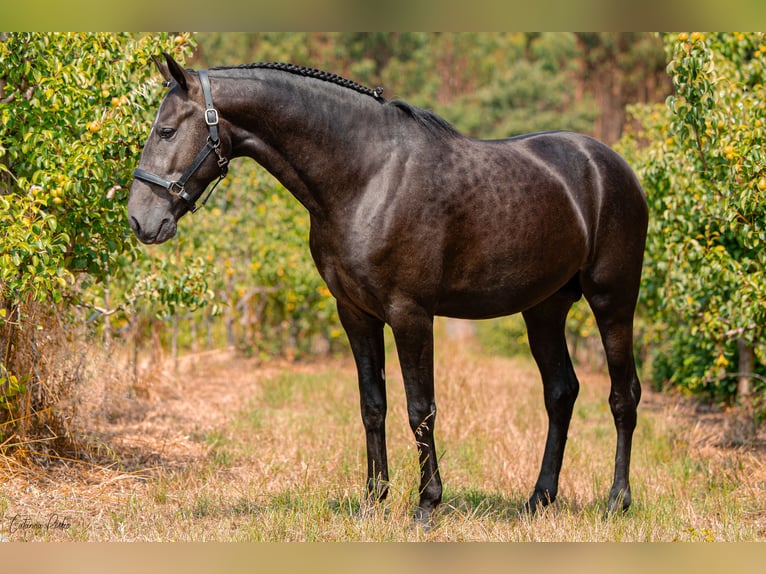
top-left (210, 62), bottom-right (386, 102)
top-left (208, 61), bottom-right (459, 137)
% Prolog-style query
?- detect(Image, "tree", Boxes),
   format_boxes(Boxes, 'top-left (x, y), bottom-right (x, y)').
top-left (575, 33), bottom-right (671, 144)
top-left (0, 33), bottom-right (197, 446)
top-left (620, 32), bottom-right (766, 414)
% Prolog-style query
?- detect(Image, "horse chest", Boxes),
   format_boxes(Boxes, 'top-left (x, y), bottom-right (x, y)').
top-left (308, 225), bottom-right (386, 318)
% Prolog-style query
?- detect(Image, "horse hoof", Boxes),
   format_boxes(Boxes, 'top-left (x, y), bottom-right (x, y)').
top-left (605, 488), bottom-right (631, 517)
top-left (412, 507), bottom-right (436, 531)
top-left (523, 491), bottom-right (555, 515)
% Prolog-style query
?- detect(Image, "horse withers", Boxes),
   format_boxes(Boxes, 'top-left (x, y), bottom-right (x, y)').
top-left (128, 53), bottom-right (648, 525)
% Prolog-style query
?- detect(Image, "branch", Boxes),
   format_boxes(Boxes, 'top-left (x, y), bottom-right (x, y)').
top-left (692, 124), bottom-right (709, 174)
top-left (724, 324), bottom-right (757, 338)
top-left (75, 301), bottom-right (125, 318)
top-left (705, 371), bottom-right (766, 386)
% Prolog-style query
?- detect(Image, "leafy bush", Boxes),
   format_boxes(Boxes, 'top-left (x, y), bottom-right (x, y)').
top-left (474, 315), bottom-right (530, 359)
top-left (620, 33), bottom-right (766, 409)
top-left (0, 32), bottom-right (197, 448)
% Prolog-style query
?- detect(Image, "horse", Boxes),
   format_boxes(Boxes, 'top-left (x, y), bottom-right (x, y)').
top-left (128, 53), bottom-right (648, 525)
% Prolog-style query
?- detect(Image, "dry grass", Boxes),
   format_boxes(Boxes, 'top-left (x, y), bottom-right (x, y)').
top-left (1, 323), bottom-right (764, 541)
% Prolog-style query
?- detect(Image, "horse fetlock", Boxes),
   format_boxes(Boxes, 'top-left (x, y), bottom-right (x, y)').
top-left (366, 476), bottom-right (390, 501)
top-left (417, 487), bottom-right (442, 523)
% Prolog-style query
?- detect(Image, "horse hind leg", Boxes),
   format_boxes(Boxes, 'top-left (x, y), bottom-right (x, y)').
top-left (522, 278), bottom-right (582, 512)
top-left (581, 270), bottom-right (642, 514)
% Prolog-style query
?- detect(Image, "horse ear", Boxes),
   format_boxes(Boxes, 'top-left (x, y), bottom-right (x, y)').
top-left (152, 54), bottom-right (172, 85)
top-left (161, 52), bottom-right (189, 91)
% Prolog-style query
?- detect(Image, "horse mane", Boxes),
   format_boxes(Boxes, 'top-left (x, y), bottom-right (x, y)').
top-left (386, 99), bottom-right (460, 137)
top-left (209, 62), bottom-right (460, 138)
top-left (210, 62), bottom-right (386, 102)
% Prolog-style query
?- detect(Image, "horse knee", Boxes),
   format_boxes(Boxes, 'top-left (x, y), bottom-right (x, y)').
top-left (361, 401), bottom-right (386, 431)
top-left (558, 379), bottom-right (579, 403)
top-left (544, 379), bottom-right (579, 415)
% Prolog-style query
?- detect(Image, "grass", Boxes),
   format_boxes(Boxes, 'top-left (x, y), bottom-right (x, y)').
top-left (0, 323), bottom-right (764, 541)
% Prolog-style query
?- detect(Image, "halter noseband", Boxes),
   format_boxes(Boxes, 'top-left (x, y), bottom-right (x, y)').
top-left (133, 70), bottom-right (228, 214)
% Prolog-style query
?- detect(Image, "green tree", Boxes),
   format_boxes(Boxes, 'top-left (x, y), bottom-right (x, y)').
top-left (0, 32), bottom-right (197, 445)
top-left (575, 32), bottom-right (671, 143)
top-left (620, 32), bottom-right (766, 413)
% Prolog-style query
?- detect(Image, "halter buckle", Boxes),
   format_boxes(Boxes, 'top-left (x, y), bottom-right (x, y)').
top-left (167, 181), bottom-right (185, 197)
top-left (205, 108), bottom-right (219, 126)
top-left (168, 181), bottom-right (199, 212)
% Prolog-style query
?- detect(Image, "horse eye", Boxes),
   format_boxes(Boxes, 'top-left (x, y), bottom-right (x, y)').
top-left (158, 127), bottom-right (176, 140)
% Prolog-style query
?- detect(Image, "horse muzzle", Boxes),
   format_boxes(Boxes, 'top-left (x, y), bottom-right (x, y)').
top-left (128, 213), bottom-right (178, 244)
top-left (127, 187), bottom-right (178, 244)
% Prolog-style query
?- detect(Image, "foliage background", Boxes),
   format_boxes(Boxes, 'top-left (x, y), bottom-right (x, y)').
top-left (619, 32), bottom-right (766, 409)
top-left (1, 32), bottom-right (764, 455)
top-left (0, 33), bottom-right (201, 448)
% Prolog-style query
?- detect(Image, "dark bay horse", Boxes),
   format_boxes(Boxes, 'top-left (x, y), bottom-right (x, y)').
top-left (128, 53), bottom-right (648, 524)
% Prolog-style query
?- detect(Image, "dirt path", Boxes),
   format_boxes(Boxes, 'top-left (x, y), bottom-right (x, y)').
top-left (0, 348), bottom-right (309, 539)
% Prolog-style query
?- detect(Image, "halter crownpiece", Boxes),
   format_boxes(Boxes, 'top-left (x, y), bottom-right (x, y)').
top-left (133, 69), bottom-right (228, 214)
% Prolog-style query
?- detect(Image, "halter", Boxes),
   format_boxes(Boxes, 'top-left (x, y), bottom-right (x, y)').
top-left (133, 70), bottom-right (228, 213)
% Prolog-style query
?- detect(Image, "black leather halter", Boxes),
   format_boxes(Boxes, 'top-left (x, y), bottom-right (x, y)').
top-left (133, 70), bottom-right (228, 213)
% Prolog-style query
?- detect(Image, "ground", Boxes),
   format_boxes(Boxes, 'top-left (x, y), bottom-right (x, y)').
top-left (0, 339), bottom-right (764, 541)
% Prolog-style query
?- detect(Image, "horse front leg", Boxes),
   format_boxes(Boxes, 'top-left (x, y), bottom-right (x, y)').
top-left (337, 302), bottom-right (389, 504)
top-left (389, 308), bottom-right (441, 526)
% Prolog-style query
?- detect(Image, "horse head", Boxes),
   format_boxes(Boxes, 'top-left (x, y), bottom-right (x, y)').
top-left (128, 53), bottom-right (230, 244)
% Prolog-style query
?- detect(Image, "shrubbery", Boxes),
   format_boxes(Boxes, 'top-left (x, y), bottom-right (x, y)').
top-left (0, 33), bottom-right (198, 449)
top-left (620, 32), bottom-right (766, 413)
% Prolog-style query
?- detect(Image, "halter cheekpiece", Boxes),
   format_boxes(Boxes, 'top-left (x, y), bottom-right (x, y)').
top-left (133, 69), bottom-right (228, 213)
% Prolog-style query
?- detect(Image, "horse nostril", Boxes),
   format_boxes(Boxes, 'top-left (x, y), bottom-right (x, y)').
top-left (129, 216), bottom-right (141, 236)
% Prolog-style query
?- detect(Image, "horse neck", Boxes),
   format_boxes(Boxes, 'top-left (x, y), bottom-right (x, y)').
top-left (212, 69), bottom-right (390, 217)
